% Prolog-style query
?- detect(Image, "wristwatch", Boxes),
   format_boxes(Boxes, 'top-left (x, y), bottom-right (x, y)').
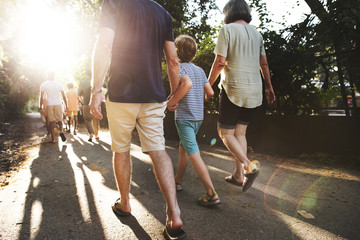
top-left (91, 88), bottom-right (102, 95)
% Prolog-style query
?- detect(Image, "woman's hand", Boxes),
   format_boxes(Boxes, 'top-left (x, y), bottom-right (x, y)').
top-left (265, 87), bottom-right (276, 105)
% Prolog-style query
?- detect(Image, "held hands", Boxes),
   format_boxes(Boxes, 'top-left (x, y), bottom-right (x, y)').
top-left (166, 93), bottom-right (178, 112)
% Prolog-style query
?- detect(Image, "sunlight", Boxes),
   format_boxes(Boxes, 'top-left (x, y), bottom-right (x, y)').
top-left (30, 200), bottom-right (43, 240)
top-left (17, 0), bottom-right (86, 72)
top-left (268, 208), bottom-right (344, 239)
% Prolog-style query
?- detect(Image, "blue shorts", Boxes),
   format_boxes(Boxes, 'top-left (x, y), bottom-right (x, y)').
top-left (175, 120), bottom-right (203, 155)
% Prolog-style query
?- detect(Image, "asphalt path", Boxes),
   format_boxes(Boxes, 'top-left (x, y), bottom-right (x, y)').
top-left (1, 113), bottom-right (360, 240)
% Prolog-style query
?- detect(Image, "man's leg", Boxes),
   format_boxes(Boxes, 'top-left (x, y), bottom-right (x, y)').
top-left (113, 151), bottom-right (132, 213)
top-left (83, 106), bottom-right (94, 139)
top-left (148, 150), bottom-right (183, 230)
top-left (93, 117), bottom-right (99, 138)
top-left (49, 121), bottom-right (56, 142)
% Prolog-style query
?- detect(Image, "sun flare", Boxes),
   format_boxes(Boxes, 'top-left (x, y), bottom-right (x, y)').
top-left (17, 0), bottom-right (87, 72)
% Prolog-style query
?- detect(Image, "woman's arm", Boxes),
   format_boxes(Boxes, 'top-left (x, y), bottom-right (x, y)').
top-left (204, 83), bottom-right (214, 101)
top-left (260, 55), bottom-right (275, 105)
top-left (208, 54), bottom-right (226, 86)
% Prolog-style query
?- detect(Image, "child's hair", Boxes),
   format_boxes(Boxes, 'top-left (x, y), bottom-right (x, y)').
top-left (175, 35), bottom-right (197, 63)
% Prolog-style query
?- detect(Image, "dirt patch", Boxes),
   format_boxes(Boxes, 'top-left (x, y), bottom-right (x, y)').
top-left (0, 114), bottom-right (45, 187)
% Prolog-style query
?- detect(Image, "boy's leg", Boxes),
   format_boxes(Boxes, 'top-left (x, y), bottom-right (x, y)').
top-left (175, 145), bottom-right (189, 185)
top-left (188, 151), bottom-right (218, 199)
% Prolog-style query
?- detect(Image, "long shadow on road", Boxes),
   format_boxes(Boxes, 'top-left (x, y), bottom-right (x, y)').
top-left (19, 141), bottom-right (106, 239)
top-left (13, 116), bottom-right (360, 239)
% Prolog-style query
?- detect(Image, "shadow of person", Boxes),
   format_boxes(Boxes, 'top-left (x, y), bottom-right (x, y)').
top-left (70, 136), bottom-right (117, 191)
top-left (18, 142), bottom-right (106, 239)
top-left (115, 215), bottom-right (152, 240)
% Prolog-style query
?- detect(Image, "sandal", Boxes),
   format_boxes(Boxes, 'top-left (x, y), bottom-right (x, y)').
top-left (111, 198), bottom-right (131, 217)
top-left (225, 175), bottom-right (243, 187)
top-left (175, 180), bottom-right (182, 192)
top-left (242, 169), bottom-right (259, 192)
top-left (196, 190), bottom-right (220, 207)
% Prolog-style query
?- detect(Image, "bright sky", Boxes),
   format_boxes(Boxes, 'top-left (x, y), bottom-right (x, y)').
top-left (214, 0), bottom-right (311, 29)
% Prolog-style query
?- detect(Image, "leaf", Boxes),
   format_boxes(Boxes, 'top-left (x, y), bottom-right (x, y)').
top-left (297, 209), bottom-right (315, 219)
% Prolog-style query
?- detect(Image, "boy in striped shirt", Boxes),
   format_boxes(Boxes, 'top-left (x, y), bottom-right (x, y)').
top-left (167, 35), bottom-right (220, 206)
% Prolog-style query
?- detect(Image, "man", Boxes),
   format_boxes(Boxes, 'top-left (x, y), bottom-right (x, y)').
top-left (78, 77), bottom-right (95, 142)
top-left (90, 1), bottom-right (185, 239)
top-left (39, 72), bottom-right (67, 143)
top-left (65, 83), bottom-right (79, 135)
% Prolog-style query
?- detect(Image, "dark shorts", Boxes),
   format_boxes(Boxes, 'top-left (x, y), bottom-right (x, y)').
top-left (218, 90), bottom-right (256, 129)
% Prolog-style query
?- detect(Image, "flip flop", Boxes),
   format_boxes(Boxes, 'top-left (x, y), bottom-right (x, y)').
top-left (225, 175), bottom-right (243, 187)
top-left (242, 170), bottom-right (259, 192)
top-left (111, 198), bottom-right (131, 217)
top-left (163, 226), bottom-right (187, 240)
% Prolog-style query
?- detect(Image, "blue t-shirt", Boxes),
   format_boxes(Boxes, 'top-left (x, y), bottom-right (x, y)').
top-left (175, 63), bottom-right (209, 121)
top-left (99, 0), bottom-right (174, 103)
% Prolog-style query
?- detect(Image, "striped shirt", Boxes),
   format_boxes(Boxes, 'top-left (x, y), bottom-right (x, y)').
top-left (175, 62), bottom-right (208, 120)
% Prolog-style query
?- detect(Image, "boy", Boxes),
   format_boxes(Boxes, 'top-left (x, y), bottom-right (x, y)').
top-left (167, 35), bottom-right (219, 206)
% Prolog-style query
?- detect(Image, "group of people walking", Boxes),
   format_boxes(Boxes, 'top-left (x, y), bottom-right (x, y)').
top-left (39, 0), bottom-right (275, 239)
top-left (39, 74), bottom-right (101, 143)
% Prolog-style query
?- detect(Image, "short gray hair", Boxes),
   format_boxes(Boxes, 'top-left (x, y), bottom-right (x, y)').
top-left (223, 0), bottom-right (252, 24)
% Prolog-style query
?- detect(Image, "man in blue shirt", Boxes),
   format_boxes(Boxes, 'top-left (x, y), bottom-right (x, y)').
top-left (90, 0), bottom-right (185, 239)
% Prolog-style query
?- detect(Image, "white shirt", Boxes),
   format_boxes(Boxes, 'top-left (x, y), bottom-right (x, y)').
top-left (40, 80), bottom-right (64, 106)
top-left (214, 23), bottom-right (266, 108)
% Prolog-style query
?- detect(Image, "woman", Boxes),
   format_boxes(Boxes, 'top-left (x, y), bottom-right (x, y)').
top-left (208, 0), bottom-right (275, 192)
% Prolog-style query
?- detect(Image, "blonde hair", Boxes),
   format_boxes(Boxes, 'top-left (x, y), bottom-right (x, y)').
top-left (175, 35), bottom-right (197, 62)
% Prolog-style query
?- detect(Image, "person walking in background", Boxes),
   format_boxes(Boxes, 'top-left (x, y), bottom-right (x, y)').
top-left (65, 82), bottom-right (79, 135)
top-left (90, 0), bottom-right (186, 239)
top-left (208, 0), bottom-right (275, 192)
top-left (78, 77), bottom-right (95, 142)
top-left (39, 71), bottom-right (67, 143)
top-left (167, 35), bottom-right (219, 207)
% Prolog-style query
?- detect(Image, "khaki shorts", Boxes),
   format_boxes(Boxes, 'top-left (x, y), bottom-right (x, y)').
top-left (46, 105), bottom-right (63, 122)
top-left (106, 100), bottom-right (166, 153)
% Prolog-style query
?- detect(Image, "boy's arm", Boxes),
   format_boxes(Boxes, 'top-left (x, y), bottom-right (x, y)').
top-left (167, 75), bottom-right (192, 111)
top-left (204, 82), bottom-right (214, 101)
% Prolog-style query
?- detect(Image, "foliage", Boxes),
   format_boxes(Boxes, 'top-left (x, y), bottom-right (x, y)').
top-left (249, 0), bottom-right (360, 115)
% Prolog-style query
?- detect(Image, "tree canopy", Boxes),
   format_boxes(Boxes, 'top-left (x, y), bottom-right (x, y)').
top-left (0, 0), bottom-right (359, 122)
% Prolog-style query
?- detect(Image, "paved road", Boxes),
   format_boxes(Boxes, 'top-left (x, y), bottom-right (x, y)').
top-left (1, 114), bottom-right (360, 240)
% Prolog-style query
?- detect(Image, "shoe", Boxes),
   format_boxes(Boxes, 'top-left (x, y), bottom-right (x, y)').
top-left (59, 133), bottom-right (66, 142)
top-left (196, 190), bottom-right (220, 207)
top-left (95, 136), bottom-right (99, 140)
top-left (163, 226), bottom-right (186, 240)
top-left (88, 137), bottom-right (93, 142)
top-left (242, 169), bottom-right (259, 192)
top-left (73, 130), bottom-right (77, 135)
top-left (175, 180), bottom-right (182, 192)
top-left (225, 175), bottom-right (243, 187)
top-left (111, 198), bottom-right (131, 217)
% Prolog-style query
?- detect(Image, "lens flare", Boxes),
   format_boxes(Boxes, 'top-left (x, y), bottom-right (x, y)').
top-left (210, 138), bottom-right (217, 146)
top-left (249, 160), bottom-right (260, 173)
